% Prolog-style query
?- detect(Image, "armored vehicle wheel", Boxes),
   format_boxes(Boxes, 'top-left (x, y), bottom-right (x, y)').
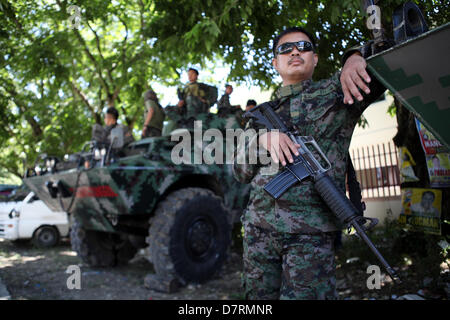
top-left (32, 226), bottom-right (59, 248)
top-left (70, 216), bottom-right (137, 267)
top-left (146, 187), bottom-right (231, 284)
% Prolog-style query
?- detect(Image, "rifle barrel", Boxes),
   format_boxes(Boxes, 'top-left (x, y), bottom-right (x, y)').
top-left (351, 221), bottom-right (402, 284)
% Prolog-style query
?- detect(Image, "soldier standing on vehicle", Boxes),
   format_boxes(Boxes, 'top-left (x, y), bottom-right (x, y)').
top-left (233, 27), bottom-right (386, 299)
top-left (217, 84), bottom-right (245, 127)
top-left (177, 68), bottom-right (210, 119)
top-left (217, 84), bottom-right (241, 113)
top-left (142, 89), bottom-right (165, 138)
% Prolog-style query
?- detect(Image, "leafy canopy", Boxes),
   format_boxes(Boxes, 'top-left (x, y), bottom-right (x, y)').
top-left (0, 0), bottom-right (447, 179)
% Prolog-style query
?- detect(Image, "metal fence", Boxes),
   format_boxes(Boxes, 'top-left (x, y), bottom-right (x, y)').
top-left (349, 141), bottom-right (401, 199)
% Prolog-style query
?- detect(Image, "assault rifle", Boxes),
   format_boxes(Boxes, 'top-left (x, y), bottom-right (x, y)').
top-left (244, 101), bottom-right (401, 284)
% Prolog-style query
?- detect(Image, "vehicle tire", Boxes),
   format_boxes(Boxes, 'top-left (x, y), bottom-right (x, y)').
top-left (146, 187), bottom-right (231, 284)
top-left (32, 226), bottom-right (60, 248)
top-left (70, 216), bottom-right (137, 267)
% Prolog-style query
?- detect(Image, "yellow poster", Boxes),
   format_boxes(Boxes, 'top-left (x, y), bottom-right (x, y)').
top-left (398, 147), bottom-right (419, 183)
top-left (426, 153), bottom-right (450, 187)
top-left (399, 188), bottom-right (441, 235)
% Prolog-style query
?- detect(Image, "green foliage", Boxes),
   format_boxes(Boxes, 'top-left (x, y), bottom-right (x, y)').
top-left (0, 0), bottom-right (448, 179)
top-left (357, 115), bottom-right (369, 129)
top-left (0, 0), bottom-right (164, 177)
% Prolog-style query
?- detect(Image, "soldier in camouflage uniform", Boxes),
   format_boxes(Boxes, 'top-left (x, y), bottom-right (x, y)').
top-left (240, 99), bottom-right (257, 128)
top-left (245, 99), bottom-right (257, 112)
top-left (142, 89), bottom-right (165, 138)
top-left (232, 27), bottom-right (385, 299)
top-left (217, 84), bottom-right (246, 128)
top-left (218, 84), bottom-right (241, 113)
top-left (177, 68), bottom-right (210, 119)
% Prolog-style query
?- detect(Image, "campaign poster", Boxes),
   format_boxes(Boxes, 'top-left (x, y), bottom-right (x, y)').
top-left (398, 147), bottom-right (419, 183)
top-left (398, 188), bottom-right (442, 235)
top-left (415, 118), bottom-right (448, 155)
top-left (426, 153), bottom-right (450, 188)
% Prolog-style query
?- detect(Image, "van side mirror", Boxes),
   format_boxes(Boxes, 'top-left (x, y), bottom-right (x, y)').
top-left (9, 208), bottom-right (19, 219)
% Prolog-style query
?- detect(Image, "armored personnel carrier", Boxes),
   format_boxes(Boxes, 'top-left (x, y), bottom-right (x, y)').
top-left (23, 108), bottom-right (250, 290)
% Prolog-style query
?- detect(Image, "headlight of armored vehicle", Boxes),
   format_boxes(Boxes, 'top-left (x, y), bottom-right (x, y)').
top-left (35, 165), bottom-right (42, 175)
top-left (45, 158), bottom-right (56, 170)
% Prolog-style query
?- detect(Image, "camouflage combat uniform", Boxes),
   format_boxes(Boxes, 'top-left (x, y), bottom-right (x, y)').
top-left (217, 93), bottom-right (245, 128)
top-left (107, 123), bottom-right (135, 146)
top-left (142, 90), bottom-right (165, 138)
top-left (92, 123), bottom-right (135, 147)
top-left (233, 68), bottom-right (385, 299)
top-left (217, 93), bottom-right (232, 110)
top-left (235, 109), bottom-right (246, 128)
top-left (180, 82), bottom-right (209, 119)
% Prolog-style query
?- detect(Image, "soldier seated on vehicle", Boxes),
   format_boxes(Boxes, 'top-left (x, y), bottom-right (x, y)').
top-left (240, 99), bottom-right (257, 128)
top-left (92, 107), bottom-right (135, 148)
top-left (245, 99), bottom-right (257, 112)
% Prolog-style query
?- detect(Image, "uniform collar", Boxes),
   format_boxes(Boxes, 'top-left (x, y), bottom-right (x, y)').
top-left (275, 79), bottom-right (312, 99)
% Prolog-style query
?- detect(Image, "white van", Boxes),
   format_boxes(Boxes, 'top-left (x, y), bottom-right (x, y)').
top-left (0, 192), bottom-right (69, 247)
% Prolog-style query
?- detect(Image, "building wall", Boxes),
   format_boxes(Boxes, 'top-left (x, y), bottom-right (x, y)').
top-left (349, 94), bottom-right (403, 224)
top-left (363, 197), bottom-right (402, 225)
top-left (350, 94), bottom-right (397, 150)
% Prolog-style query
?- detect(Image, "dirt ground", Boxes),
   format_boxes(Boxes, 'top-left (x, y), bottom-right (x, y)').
top-left (0, 237), bottom-right (447, 300)
top-left (0, 238), bottom-right (243, 300)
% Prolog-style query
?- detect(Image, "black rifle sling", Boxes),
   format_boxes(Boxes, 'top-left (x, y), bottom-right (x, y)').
top-left (346, 152), bottom-right (365, 216)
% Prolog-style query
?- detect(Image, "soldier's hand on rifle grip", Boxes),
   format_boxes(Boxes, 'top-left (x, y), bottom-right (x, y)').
top-left (258, 132), bottom-right (301, 166)
top-left (340, 52), bottom-right (372, 104)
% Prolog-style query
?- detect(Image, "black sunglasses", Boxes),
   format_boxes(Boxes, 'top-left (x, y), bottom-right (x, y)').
top-left (275, 41), bottom-right (314, 55)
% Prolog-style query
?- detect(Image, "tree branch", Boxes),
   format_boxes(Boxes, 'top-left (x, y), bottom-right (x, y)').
top-left (71, 82), bottom-right (102, 124)
top-left (55, 0), bottom-right (112, 99)
top-left (86, 20), bottom-right (115, 86)
top-left (2, 1), bottom-right (32, 41)
top-left (0, 159), bottom-right (22, 180)
top-left (0, 80), bottom-right (43, 137)
top-left (72, 29), bottom-right (111, 95)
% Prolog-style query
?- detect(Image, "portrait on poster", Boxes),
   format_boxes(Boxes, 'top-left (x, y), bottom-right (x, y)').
top-left (426, 153), bottom-right (450, 188)
top-left (399, 188), bottom-right (441, 235)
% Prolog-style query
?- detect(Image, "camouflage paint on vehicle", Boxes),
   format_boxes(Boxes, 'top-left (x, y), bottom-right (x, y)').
top-left (367, 22), bottom-right (450, 149)
top-left (23, 111), bottom-right (249, 233)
